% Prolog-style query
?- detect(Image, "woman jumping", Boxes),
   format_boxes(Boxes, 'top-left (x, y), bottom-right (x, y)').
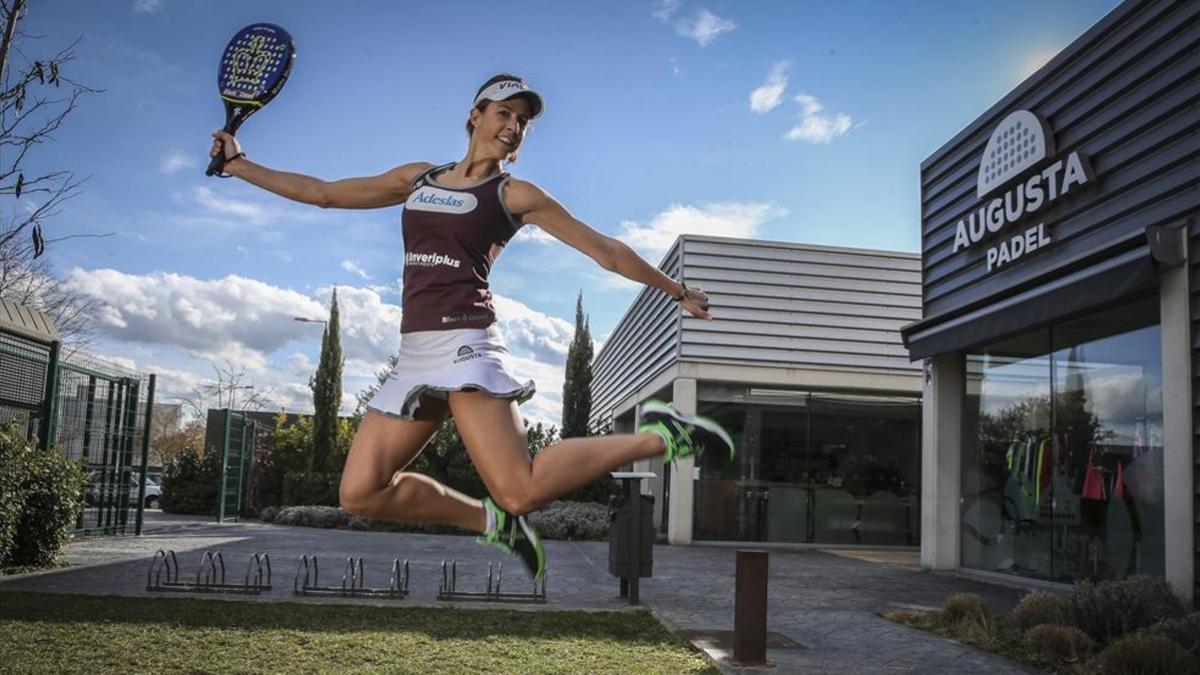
top-left (208, 73), bottom-right (735, 579)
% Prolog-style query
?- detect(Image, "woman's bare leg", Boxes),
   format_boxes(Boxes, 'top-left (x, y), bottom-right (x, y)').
top-left (338, 405), bottom-right (486, 533)
top-left (448, 390), bottom-right (665, 515)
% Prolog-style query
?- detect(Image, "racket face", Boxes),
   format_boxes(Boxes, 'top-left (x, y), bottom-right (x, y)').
top-left (217, 23), bottom-right (295, 107)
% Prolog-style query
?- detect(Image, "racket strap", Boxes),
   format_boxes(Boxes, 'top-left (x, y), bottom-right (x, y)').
top-left (216, 152), bottom-right (246, 178)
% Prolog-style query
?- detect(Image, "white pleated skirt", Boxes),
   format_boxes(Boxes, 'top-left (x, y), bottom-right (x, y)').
top-left (365, 325), bottom-right (536, 421)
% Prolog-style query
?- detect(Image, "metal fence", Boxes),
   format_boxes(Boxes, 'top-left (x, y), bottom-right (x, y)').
top-left (1, 298), bottom-right (156, 536)
top-left (0, 318), bottom-right (57, 444)
top-left (218, 410), bottom-right (273, 523)
top-left (55, 351), bottom-right (156, 535)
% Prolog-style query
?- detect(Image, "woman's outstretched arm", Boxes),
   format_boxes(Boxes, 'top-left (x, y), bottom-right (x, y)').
top-left (209, 130), bottom-right (432, 209)
top-left (504, 178), bottom-right (712, 319)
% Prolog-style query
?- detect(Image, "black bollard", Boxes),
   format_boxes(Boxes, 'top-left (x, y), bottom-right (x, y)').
top-left (733, 549), bottom-right (768, 665)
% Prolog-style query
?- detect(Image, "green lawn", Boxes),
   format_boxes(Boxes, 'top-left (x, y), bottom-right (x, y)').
top-left (0, 591), bottom-right (715, 674)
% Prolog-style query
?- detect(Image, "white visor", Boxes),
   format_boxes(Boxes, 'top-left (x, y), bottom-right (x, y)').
top-left (473, 79), bottom-right (544, 119)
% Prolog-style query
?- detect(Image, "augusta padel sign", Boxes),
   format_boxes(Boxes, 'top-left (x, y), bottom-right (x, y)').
top-left (951, 110), bottom-right (1095, 272)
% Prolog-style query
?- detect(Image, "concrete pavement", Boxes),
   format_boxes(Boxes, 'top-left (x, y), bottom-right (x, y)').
top-left (0, 511), bottom-right (1038, 674)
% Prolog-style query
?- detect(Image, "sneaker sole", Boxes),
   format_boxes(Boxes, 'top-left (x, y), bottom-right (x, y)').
top-left (640, 401), bottom-right (736, 460)
top-left (516, 517), bottom-right (546, 579)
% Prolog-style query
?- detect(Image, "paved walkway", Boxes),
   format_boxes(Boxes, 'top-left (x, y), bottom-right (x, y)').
top-left (1, 512), bottom-right (1039, 674)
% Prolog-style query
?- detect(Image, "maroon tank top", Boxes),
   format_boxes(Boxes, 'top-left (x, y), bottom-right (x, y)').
top-left (400, 163), bottom-right (521, 333)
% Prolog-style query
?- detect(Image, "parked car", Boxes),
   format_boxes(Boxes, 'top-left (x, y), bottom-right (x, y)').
top-left (84, 470), bottom-right (162, 509)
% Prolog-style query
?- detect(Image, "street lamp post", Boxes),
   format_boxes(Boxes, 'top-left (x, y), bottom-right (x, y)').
top-left (203, 383), bottom-right (254, 410)
top-left (293, 316), bottom-right (328, 328)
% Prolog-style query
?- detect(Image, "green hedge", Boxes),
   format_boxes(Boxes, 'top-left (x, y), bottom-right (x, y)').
top-left (260, 500), bottom-right (612, 540)
top-left (281, 470), bottom-right (339, 506)
top-left (159, 446), bottom-right (221, 516)
top-left (0, 425), bottom-right (88, 569)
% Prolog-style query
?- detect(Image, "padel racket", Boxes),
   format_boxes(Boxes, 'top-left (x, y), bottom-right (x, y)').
top-left (206, 23), bottom-right (296, 177)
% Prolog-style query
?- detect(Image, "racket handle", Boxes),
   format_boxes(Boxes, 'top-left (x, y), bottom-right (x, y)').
top-left (205, 152), bottom-right (227, 177)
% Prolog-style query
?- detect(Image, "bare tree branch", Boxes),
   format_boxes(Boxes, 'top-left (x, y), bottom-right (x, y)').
top-left (0, 0), bottom-right (102, 346)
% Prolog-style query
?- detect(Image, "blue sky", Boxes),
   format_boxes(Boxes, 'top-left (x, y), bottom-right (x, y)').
top-left (10, 0), bottom-right (1121, 426)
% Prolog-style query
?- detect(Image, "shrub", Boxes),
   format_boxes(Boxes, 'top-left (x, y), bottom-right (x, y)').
top-left (1094, 633), bottom-right (1199, 675)
top-left (258, 506), bottom-right (278, 523)
top-left (273, 505), bottom-right (350, 529)
top-left (160, 446), bottom-right (221, 515)
top-left (1144, 612), bottom-right (1200, 654)
top-left (1069, 575), bottom-right (1188, 643)
top-left (248, 441), bottom-right (282, 515)
top-left (262, 499), bottom-right (609, 541)
top-left (1012, 590), bottom-right (1072, 632)
top-left (281, 470), bottom-right (339, 506)
top-left (1024, 624), bottom-right (1095, 663)
top-left (0, 425), bottom-right (29, 566)
top-left (941, 593), bottom-right (989, 629)
top-left (0, 426), bottom-right (88, 568)
top-left (527, 501), bottom-right (611, 540)
top-left (883, 609), bottom-right (927, 626)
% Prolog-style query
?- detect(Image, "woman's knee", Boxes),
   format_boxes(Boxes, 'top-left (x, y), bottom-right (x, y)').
top-left (338, 478), bottom-right (374, 514)
top-left (339, 477), bottom-right (385, 518)
top-left (491, 485), bottom-right (538, 516)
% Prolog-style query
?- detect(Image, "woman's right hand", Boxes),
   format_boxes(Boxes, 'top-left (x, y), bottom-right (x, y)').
top-left (210, 130), bottom-right (243, 163)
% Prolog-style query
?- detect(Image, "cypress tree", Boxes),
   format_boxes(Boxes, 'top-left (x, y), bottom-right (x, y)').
top-left (561, 291), bottom-right (594, 438)
top-left (310, 288), bottom-right (343, 472)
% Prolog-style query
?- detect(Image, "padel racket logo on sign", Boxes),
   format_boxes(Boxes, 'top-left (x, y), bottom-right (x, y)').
top-left (950, 109), bottom-right (1095, 272)
top-left (976, 110), bottom-right (1054, 199)
top-left (206, 23), bottom-right (296, 177)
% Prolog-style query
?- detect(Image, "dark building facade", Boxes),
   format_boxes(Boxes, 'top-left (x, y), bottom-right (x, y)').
top-left (902, 0), bottom-right (1197, 599)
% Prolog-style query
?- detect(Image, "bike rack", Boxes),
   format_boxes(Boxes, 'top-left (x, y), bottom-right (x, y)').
top-left (146, 549), bottom-right (271, 594)
top-left (436, 560), bottom-right (546, 603)
top-left (292, 555), bottom-right (409, 599)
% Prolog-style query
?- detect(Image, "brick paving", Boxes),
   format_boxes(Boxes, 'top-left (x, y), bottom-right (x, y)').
top-left (0, 512), bottom-right (1041, 673)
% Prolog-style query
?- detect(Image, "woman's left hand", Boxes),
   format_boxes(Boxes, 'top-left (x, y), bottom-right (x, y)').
top-left (680, 286), bottom-right (712, 320)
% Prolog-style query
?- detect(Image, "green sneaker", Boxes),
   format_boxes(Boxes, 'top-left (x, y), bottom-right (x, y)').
top-left (638, 400), bottom-right (736, 463)
top-left (478, 497), bottom-right (546, 580)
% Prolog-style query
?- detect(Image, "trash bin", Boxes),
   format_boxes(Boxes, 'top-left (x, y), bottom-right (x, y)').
top-left (608, 493), bottom-right (654, 578)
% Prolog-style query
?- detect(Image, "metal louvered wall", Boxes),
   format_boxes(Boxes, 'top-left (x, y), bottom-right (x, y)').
top-left (590, 241), bottom-right (683, 430)
top-left (918, 0), bottom-right (1198, 322)
top-left (911, 0), bottom-right (1198, 599)
top-left (589, 235), bottom-right (921, 430)
top-left (679, 236), bottom-right (921, 372)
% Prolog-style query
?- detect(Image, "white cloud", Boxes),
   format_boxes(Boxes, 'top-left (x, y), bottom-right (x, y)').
top-left (676, 9), bottom-right (737, 46)
top-left (652, 0), bottom-right (682, 21)
top-left (341, 259), bottom-right (371, 280)
top-left (288, 352), bottom-right (314, 376)
top-left (160, 151), bottom-right (195, 175)
top-left (67, 269), bottom-right (327, 371)
top-left (67, 270), bottom-right (580, 422)
top-left (750, 62), bottom-right (789, 114)
top-left (784, 93), bottom-right (853, 144)
top-left (492, 295), bottom-right (574, 364)
top-left (133, 0), bottom-right (162, 14)
top-left (317, 284), bottom-right (405, 367)
top-left (192, 185), bottom-right (271, 225)
top-left (513, 225), bottom-right (557, 245)
top-left (618, 201), bottom-right (789, 258)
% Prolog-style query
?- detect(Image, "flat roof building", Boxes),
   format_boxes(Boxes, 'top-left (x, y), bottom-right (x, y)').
top-left (901, 0), bottom-right (1197, 600)
top-left (591, 234), bottom-right (923, 547)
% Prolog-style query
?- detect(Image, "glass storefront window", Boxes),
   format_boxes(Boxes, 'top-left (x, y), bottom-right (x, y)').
top-left (692, 391), bottom-right (921, 545)
top-left (962, 296), bottom-right (1163, 582)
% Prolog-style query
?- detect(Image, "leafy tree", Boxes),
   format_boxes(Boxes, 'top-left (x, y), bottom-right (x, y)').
top-left (310, 288), bottom-right (342, 472)
top-left (561, 291), bottom-right (594, 438)
top-left (151, 418), bottom-right (205, 468)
